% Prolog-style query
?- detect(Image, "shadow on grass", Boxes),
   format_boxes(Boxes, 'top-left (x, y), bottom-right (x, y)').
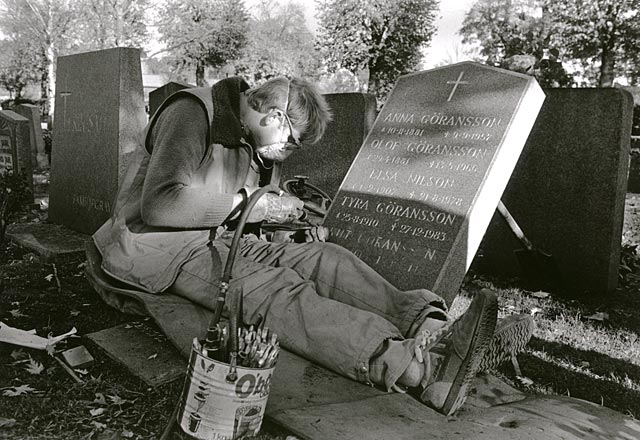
top-left (505, 336), bottom-right (640, 419)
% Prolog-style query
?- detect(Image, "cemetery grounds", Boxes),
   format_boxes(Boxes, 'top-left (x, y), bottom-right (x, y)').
top-left (0, 177), bottom-right (639, 439)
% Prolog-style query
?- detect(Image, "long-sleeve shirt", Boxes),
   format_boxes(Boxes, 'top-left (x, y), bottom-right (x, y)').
top-left (93, 78), bottom-right (255, 293)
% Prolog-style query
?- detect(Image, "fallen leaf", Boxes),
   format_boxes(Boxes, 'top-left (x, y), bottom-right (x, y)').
top-left (44, 274), bottom-right (54, 282)
top-left (70, 310), bottom-right (81, 317)
top-left (94, 393), bottom-right (107, 405)
top-left (91, 421), bottom-right (107, 430)
top-left (516, 376), bottom-right (534, 386)
top-left (121, 430), bottom-right (134, 438)
top-left (580, 361), bottom-right (590, 368)
top-left (147, 353), bottom-right (158, 360)
top-left (25, 358), bottom-right (44, 375)
top-left (77, 262), bottom-right (87, 269)
top-left (10, 349), bottom-right (27, 361)
top-left (532, 291), bottom-right (551, 299)
top-left (90, 407), bottom-right (107, 417)
top-left (0, 417), bottom-right (16, 428)
top-left (96, 429), bottom-right (122, 440)
top-left (3, 384), bottom-right (37, 397)
top-left (75, 369), bottom-right (89, 375)
top-left (108, 394), bottom-right (127, 406)
top-left (530, 307), bottom-right (543, 316)
top-left (585, 312), bottom-right (609, 322)
top-left (8, 309), bottom-right (26, 318)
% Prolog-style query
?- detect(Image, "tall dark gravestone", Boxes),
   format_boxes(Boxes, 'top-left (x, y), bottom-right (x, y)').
top-left (323, 62), bottom-right (545, 304)
top-left (476, 89), bottom-right (633, 295)
top-left (281, 93), bottom-right (377, 198)
top-left (15, 104), bottom-right (48, 169)
top-left (49, 48), bottom-right (147, 235)
top-left (148, 81), bottom-right (193, 117)
top-left (0, 110), bottom-right (33, 193)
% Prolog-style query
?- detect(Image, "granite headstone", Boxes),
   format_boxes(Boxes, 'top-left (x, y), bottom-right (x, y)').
top-left (148, 80), bottom-right (193, 117)
top-left (0, 110), bottom-right (33, 192)
top-left (476, 88), bottom-right (633, 295)
top-left (15, 103), bottom-right (48, 169)
top-left (281, 93), bottom-right (377, 198)
top-left (323, 62), bottom-right (545, 304)
top-left (49, 47), bottom-right (147, 235)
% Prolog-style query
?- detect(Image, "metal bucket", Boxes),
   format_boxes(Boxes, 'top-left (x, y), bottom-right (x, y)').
top-left (177, 338), bottom-right (275, 439)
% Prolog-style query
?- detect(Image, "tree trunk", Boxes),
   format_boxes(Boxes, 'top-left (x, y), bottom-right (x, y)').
top-left (598, 45), bottom-right (616, 87)
top-left (196, 61), bottom-right (206, 87)
top-left (46, 43), bottom-right (56, 128)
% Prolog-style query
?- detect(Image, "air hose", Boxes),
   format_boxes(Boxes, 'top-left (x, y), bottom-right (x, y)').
top-left (202, 185), bottom-right (283, 381)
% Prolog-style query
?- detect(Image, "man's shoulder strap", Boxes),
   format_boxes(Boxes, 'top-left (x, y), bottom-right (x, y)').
top-left (144, 87), bottom-right (214, 150)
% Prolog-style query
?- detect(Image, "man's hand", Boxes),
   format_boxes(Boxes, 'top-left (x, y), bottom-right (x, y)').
top-left (247, 192), bottom-right (304, 224)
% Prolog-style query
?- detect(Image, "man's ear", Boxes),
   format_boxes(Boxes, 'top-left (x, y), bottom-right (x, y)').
top-left (263, 109), bottom-right (284, 127)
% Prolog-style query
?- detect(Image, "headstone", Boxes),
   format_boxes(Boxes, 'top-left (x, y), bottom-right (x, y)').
top-left (0, 110), bottom-right (33, 193)
top-left (323, 62), bottom-right (545, 304)
top-left (49, 47), bottom-right (147, 235)
top-left (281, 93), bottom-right (377, 198)
top-left (148, 80), bottom-right (193, 117)
top-left (475, 88), bottom-right (633, 295)
top-left (15, 103), bottom-right (48, 169)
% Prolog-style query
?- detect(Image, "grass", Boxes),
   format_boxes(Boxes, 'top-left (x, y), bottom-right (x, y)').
top-left (0, 194), bottom-right (639, 438)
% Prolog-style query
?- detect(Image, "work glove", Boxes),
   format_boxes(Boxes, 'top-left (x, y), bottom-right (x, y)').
top-left (296, 225), bottom-right (330, 243)
top-left (246, 192), bottom-right (304, 224)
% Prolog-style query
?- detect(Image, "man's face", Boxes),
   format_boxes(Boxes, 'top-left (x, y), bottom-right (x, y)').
top-left (249, 108), bottom-right (302, 162)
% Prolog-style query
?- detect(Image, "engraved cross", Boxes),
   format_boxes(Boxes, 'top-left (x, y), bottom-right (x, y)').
top-left (59, 81), bottom-right (72, 129)
top-left (446, 71), bottom-right (469, 102)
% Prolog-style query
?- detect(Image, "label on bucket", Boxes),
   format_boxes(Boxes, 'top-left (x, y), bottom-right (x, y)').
top-left (178, 339), bottom-right (275, 440)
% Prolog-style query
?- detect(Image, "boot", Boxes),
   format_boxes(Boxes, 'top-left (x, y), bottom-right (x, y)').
top-left (479, 313), bottom-right (534, 374)
top-left (418, 289), bottom-right (498, 415)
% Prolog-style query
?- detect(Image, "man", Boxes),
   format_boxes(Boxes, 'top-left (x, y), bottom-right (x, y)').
top-left (93, 76), bottom-right (516, 416)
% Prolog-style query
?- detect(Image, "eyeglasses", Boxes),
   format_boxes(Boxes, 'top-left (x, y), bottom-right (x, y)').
top-left (281, 110), bottom-right (302, 150)
top-left (270, 108), bottom-right (301, 151)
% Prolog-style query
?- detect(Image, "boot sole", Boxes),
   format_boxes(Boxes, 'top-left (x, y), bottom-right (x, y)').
top-left (439, 291), bottom-right (498, 415)
top-left (479, 314), bottom-right (534, 372)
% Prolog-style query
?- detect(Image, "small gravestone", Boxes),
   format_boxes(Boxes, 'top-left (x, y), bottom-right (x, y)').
top-left (86, 321), bottom-right (186, 386)
top-left (323, 62), bottom-right (545, 304)
top-left (476, 88), bottom-right (633, 295)
top-left (15, 103), bottom-right (48, 169)
top-left (148, 81), bottom-right (193, 117)
top-left (0, 110), bottom-right (33, 192)
top-left (49, 47), bottom-right (147, 235)
top-left (281, 93), bottom-right (377, 198)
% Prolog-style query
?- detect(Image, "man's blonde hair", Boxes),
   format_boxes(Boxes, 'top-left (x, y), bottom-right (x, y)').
top-left (245, 77), bottom-right (332, 144)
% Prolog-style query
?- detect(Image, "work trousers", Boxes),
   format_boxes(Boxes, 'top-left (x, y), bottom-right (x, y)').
top-left (170, 237), bottom-right (448, 389)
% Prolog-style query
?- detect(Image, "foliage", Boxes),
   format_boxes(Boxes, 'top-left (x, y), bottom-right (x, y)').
top-left (619, 244), bottom-right (640, 291)
top-left (460, 0), bottom-right (640, 87)
top-left (0, 0), bottom-right (78, 115)
top-left (0, 39), bottom-right (43, 100)
top-left (543, 0), bottom-right (640, 87)
top-left (315, 0), bottom-right (439, 106)
top-left (74, 0), bottom-right (149, 51)
top-left (157, 0), bottom-right (249, 86)
top-left (0, 169), bottom-right (32, 243)
top-left (459, 0), bottom-right (573, 87)
top-left (460, 0), bottom-right (551, 63)
top-left (235, 0), bottom-right (319, 85)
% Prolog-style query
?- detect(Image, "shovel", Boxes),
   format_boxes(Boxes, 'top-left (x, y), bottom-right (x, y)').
top-left (497, 200), bottom-right (562, 291)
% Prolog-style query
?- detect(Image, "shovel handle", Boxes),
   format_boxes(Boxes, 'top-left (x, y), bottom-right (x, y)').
top-left (497, 201), bottom-right (534, 251)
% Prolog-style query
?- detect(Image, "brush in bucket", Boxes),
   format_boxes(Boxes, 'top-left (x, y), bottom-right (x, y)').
top-left (162, 185), bottom-right (283, 440)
